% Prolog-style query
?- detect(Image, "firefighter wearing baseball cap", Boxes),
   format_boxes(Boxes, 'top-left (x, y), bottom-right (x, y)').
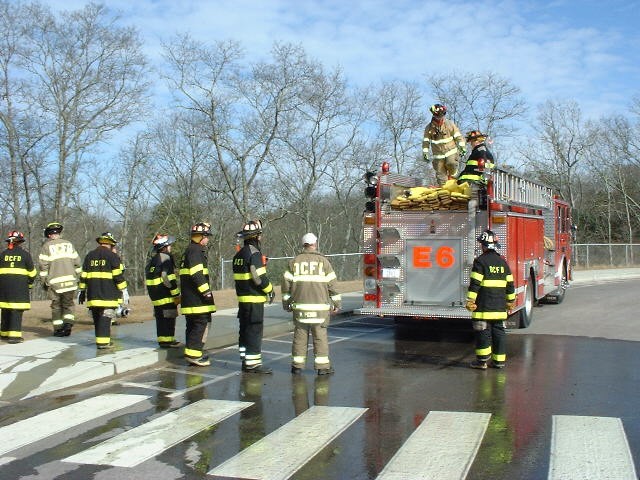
top-left (38, 222), bottom-right (82, 337)
top-left (145, 233), bottom-right (181, 348)
top-left (282, 233), bottom-right (342, 375)
top-left (78, 232), bottom-right (127, 349)
top-left (465, 230), bottom-right (515, 369)
top-left (0, 231), bottom-right (37, 343)
top-left (457, 130), bottom-right (495, 184)
top-left (179, 222), bottom-right (216, 366)
top-left (422, 103), bottom-right (466, 186)
top-left (232, 220), bottom-right (274, 374)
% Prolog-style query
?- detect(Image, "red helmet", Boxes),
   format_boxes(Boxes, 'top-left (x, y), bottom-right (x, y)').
top-left (191, 222), bottom-right (212, 236)
top-left (6, 230), bottom-right (25, 243)
top-left (152, 233), bottom-right (176, 251)
top-left (430, 104), bottom-right (447, 117)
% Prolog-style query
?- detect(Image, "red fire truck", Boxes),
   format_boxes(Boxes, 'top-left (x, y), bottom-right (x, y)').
top-left (358, 162), bottom-right (572, 328)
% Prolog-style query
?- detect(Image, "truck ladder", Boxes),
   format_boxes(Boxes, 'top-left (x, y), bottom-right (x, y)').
top-left (492, 168), bottom-right (553, 209)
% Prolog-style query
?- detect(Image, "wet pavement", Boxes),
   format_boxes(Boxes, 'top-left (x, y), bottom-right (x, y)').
top-left (1, 269), bottom-right (639, 479)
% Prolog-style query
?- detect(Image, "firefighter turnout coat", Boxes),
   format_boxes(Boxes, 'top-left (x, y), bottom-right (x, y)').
top-left (282, 249), bottom-right (342, 323)
top-left (233, 244), bottom-right (273, 304)
top-left (79, 246), bottom-right (127, 308)
top-left (145, 251), bottom-right (180, 307)
top-left (0, 245), bottom-right (37, 310)
top-left (422, 119), bottom-right (465, 163)
top-left (179, 242), bottom-right (216, 315)
top-left (457, 142), bottom-right (495, 184)
top-left (466, 249), bottom-right (515, 321)
top-left (38, 237), bottom-right (82, 293)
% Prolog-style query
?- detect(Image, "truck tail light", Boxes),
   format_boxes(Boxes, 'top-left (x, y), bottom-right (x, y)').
top-left (364, 293), bottom-right (378, 302)
top-left (364, 265), bottom-right (377, 277)
top-left (364, 253), bottom-right (377, 264)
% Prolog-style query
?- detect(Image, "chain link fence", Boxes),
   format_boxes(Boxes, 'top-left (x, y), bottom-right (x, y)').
top-left (572, 244), bottom-right (640, 269)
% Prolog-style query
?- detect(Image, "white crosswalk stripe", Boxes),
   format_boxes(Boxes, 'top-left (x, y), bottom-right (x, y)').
top-left (2, 394), bottom-right (638, 479)
top-left (0, 393), bottom-right (149, 457)
top-left (63, 399), bottom-right (252, 467)
top-left (207, 405), bottom-right (367, 480)
top-left (549, 415), bottom-right (638, 480)
top-left (375, 411), bottom-right (491, 480)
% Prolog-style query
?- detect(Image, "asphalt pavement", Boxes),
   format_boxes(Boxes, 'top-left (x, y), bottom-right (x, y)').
top-left (1, 268), bottom-right (638, 403)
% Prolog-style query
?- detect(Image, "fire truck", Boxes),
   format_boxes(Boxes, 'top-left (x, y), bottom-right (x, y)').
top-left (358, 162), bottom-right (572, 328)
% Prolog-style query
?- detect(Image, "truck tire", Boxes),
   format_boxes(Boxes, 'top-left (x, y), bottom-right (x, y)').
top-left (547, 264), bottom-right (567, 304)
top-left (519, 276), bottom-right (535, 328)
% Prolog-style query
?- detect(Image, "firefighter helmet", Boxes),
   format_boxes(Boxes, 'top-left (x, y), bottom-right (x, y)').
top-left (301, 232), bottom-right (318, 246)
top-left (237, 220), bottom-right (263, 239)
top-left (466, 130), bottom-right (487, 142)
top-left (96, 232), bottom-right (118, 245)
top-left (6, 230), bottom-right (25, 243)
top-left (44, 222), bottom-right (63, 237)
top-left (152, 233), bottom-right (176, 251)
top-left (477, 229), bottom-right (501, 249)
top-left (429, 104), bottom-right (447, 117)
top-left (191, 222), bottom-right (212, 236)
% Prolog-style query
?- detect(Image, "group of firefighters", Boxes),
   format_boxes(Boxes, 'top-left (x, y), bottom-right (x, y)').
top-left (0, 102), bottom-right (512, 371)
top-left (0, 219), bottom-right (342, 375)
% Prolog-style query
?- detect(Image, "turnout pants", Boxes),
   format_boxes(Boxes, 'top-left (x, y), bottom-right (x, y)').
top-left (50, 290), bottom-right (76, 331)
top-left (90, 308), bottom-right (115, 347)
top-left (432, 153), bottom-right (459, 185)
top-left (237, 303), bottom-right (265, 368)
top-left (473, 320), bottom-right (506, 363)
top-left (154, 305), bottom-right (178, 345)
top-left (1, 309), bottom-right (24, 340)
top-left (184, 313), bottom-right (211, 359)
top-left (291, 318), bottom-right (330, 370)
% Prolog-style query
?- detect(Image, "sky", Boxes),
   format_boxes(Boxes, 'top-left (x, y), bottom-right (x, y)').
top-left (42, 0), bottom-right (640, 124)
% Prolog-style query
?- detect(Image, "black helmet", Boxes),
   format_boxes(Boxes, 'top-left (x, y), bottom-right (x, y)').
top-left (44, 222), bottom-right (63, 237)
top-left (236, 220), bottom-right (263, 240)
top-left (477, 229), bottom-right (500, 249)
top-left (152, 233), bottom-right (176, 251)
top-left (430, 103), bottom-right (447, 117)
top-left (191, 222), bottom-right (212, 236)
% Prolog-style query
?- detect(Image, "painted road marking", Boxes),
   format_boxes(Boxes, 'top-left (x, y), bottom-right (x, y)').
top-left (63, 399), bottom-right (251, 467)
top-left (0, 393), bottom-right (149, 457)
top-left (549, 415), bottom-right (637, 480)
top-left (208, 405), bottom-right (367, 480)
top-left (376, 411), bottom-right (491, 480)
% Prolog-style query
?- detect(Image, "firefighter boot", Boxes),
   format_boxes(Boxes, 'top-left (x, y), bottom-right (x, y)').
top-left (470, 359), bottom-right (488, 370)
top-left (62, 323), bottom-right (73, 337)
top-left (242, 364), bottom-right (273, 374)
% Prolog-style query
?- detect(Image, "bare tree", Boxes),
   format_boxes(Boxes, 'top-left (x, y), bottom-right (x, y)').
top-left (369, 80), bottom-right (426, 174)
top-left (23, 2), bottom-right (150, 221)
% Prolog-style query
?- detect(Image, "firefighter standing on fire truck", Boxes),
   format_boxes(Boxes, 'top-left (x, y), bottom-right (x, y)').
top-left (233, 220), bottom-right (274, 374)
top-left (422, 103), bottom-right (466, 186)
top-left (282, 233), bottom-right (342, 375)
top-left (457, 131), bottom-right (495, 184)
top-left (179, 222), bottom-right (216, 367)
top-left (78, 232), bottom-right (127, 349)
top-left (0, 231), bottom-right (37, 343)
top-left (145, 233), bottom-right (181, 348)
top-left (38, 222), bottom-right (82, 337)
top-left (465, 230), bottom-right (515, 369)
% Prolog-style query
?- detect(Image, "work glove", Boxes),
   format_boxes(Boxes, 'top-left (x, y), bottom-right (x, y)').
top-left (267, 290), bottom-right (275, 304)
top-left (42, 282), bottom-right (49, 291)
top-left (121, 288), bottom-right (130, 305)
top-left (282, 300), bottom-right (292, 312)
top-left (78, 290), bottom-right (86, 305)
top-left (506, 301), bottom-right (515, 311)
top-left (173, 295), bottom-right (181, 306)
top-left (459, 146), bottom-right (467, 156)
top-left (465, 300), bottom-right (477, 312)
top-left (203, 291), bottom-right (214, 304)
top-left (422, 152), bottom-right (429, 162)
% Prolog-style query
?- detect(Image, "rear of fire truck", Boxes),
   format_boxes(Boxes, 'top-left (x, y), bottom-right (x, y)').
top-left (358, 162), bottom-right (572, 328)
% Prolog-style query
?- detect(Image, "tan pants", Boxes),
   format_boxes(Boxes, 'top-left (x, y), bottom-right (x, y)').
top-left (291, 319), bottom-right (330, 370)
top-left (432, 154), bottom-right (460, 185)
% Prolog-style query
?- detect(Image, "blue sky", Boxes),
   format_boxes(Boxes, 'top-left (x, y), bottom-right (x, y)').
top-left (46, 0), bottom-right (640, 121)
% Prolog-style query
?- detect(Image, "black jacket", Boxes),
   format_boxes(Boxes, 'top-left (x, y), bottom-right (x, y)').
top-left (179, 242), bottom-right (216, 315)
top-left (467, 249), bottom-right (515, 320)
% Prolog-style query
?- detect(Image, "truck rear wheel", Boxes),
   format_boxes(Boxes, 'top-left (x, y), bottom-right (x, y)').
top-left (519, 277), bottom-right (534, 328)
